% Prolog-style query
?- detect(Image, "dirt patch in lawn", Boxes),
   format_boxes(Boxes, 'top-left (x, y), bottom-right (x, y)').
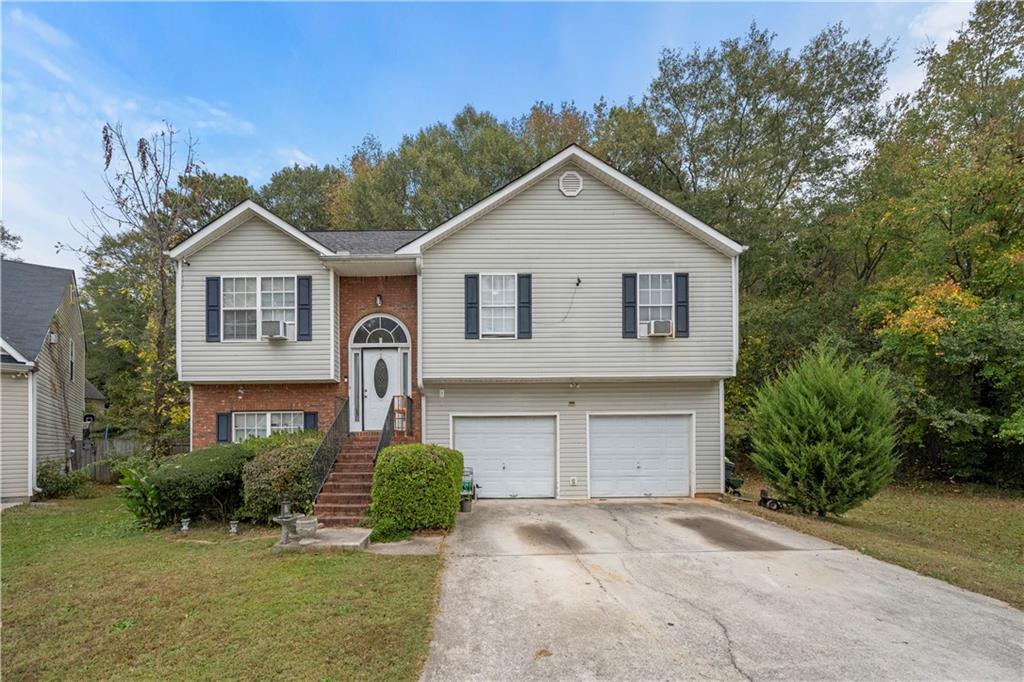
top-left (670, 515), bottom-right (793, 551)
top-left (516, 522), bottom-right (586, 552)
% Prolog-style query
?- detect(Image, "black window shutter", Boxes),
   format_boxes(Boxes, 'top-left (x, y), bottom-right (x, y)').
top-left (464, 274), bottom-right (479, 339)
top-left (206, 277), bottom-right (220, 342)
top-left (303, 412), bottom-right (318, 431)
top-left (517, 274), bottom-right (532, 339)
top-left (297, 276), bottom-right (312, 341)
top-left (216, 413), bottom-right (231, 442)
top-left (622, 273), bottom-right (637, 338)
top-left (675, 273), bottom-right (689, 338)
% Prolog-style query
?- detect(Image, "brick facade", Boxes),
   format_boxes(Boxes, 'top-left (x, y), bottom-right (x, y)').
top-left (339, 275), bottom-right (421, 441)
top-left (191, 382), bottom-right (342, 449)
top-left (189, 274), bottom-right (421, 448)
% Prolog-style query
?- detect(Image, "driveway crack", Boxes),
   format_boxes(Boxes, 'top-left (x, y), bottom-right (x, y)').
top-left (601, 506), bottom-right (642, 551)
top-left (618, 558), bottom-right (754, 681)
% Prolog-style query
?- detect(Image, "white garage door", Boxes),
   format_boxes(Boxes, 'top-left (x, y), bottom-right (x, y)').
top-left (453, 416), bottom-right (556, 498)
top-left (589, 414), bottom-right (690, 497)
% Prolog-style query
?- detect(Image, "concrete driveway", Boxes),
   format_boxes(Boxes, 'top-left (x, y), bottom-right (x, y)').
top-left (422, 499), bottom-right (1022, 681)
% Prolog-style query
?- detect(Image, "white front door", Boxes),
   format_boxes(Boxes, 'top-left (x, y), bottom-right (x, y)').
top-left (361, 348), bottom-right (400, 431)
top-left (589, 414), bottom-right (690, 497)
top-left (453, 416), bottom-right (557, 498)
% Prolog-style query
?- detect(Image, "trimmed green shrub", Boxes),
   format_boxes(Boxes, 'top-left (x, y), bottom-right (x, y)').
top-left (119, 463), bottom-right (167, 529)
top-left (369, 443), bottom-right (463, 538)
top-left (369, 516), bottom-right (411, 543)
top-left (749, 341), bottom-right (899, 516)
top-left (35, 461), bottom-right (89, 499)
top-left (241, 431), bottom-right (323, 523)
top-left (149, 442), bottom-right (254, 522)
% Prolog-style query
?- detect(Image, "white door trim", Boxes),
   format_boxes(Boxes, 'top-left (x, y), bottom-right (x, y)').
top-left (449, 412), bottom-right (561, 498)
top-left (347, 312), bottom-right (411, 431)
top-left (585, 411), bottom-right (696, 499)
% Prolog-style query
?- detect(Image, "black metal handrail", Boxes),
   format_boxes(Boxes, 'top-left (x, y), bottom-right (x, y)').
top-left (309, 399), bottom-right (350, 499)
top-left (374, 399), bottom-right (396, 466)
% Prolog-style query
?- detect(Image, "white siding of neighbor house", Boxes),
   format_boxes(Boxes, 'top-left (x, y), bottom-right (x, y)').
top-left (422, 380), bottom-right (723, 497)
top-left (1, 372), bottom-right (30, 500)
top-left (179, 218), bottom-right (338, 383)
top-left (34, 283), bottom-right (86, 465)
top-left (420, 163), bottom-right (736, 381)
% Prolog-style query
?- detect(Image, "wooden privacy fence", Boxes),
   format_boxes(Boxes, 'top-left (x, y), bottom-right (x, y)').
top-left (70, 438), bottom-right (189, 483)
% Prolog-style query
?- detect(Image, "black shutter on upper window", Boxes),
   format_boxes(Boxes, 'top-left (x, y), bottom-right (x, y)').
top-left (622, 273), bottom-right (638, 338)
top-left (464, 274), bottom-right (479, 339)
top-left (206, 277), bottom-right (220, 342)
top-left (297, 276), bottom-right (312, 341)
top-left (303, 412), bottom-right (318, 431)
top-left (674, 273), bottom-right (689, 338)
top-left (517, 274), bottom-right (532, 339)
top-left (216, 413), bottom-right (231, 442)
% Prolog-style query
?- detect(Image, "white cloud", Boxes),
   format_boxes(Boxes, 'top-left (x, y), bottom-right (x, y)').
top-left (9, 8), bottom-right (73, 48)
top-left (909, 1), bottom-right (973, 44)
top-left (275, 145), bottom-right (316, 167)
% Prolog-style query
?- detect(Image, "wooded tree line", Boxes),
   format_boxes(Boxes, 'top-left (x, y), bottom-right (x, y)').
top-left (81, 3), bottom-right (1022, 484)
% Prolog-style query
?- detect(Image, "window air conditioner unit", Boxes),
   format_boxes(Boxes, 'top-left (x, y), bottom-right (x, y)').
top-left (261, 320), bottom-right (287, 340)
top-left (647, 320), bottom-right (674, 337)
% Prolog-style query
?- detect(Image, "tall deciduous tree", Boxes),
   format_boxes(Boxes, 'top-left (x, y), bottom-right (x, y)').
top-left (259, 163), bottom-right (341, 228)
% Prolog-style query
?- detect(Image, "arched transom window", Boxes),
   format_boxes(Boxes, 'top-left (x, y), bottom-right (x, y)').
top-left (353, 316), bottom-right (408, 345)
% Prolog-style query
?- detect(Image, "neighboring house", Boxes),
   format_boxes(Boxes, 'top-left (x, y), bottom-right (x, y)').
top-left (170, 145), bottom-right (745, 524)
top-left (1, 260), bottom-right (86, 502)
top-left (85, 378), bottom-right (107, 419)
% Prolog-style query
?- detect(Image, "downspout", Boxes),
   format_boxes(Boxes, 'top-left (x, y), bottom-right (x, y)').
top-left (28, 370), bottom-right (40, 494)
top-left (416, 257), bottom-right (425, 441)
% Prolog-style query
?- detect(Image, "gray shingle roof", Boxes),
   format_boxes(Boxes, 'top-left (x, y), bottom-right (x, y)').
top-left (1, 259), bottom-right (75, 363)
top-left (85, 377), bottom-right (106, 401)
top-left (306, 230), bottom-right (426, 255)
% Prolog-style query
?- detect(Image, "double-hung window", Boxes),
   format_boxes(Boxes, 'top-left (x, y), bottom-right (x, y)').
top-left (222, 277), bottom-right (258, 340)
top-left (221, 276), bottom-right (296, 341)
top-left (232, 411), bottom-right (304, 442)
top-left (638, 274), bottom-right (673, 325)
top-left (480, 274), bottom-right (516, 338)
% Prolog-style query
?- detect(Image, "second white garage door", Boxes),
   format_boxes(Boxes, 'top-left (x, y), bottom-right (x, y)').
top-left (589, 414), bottom-right (690, 497)
top-left (453, 416), bottom-right (556, 498)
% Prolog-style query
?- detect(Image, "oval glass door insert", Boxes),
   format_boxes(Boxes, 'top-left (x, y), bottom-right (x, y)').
top-left (374, 358), bottom-right (388, 398)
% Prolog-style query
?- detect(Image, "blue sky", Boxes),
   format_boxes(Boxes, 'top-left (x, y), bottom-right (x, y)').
top-left (3, 2), bottom-right (973, 274)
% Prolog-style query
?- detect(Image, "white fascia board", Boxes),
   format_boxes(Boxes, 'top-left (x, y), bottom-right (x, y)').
top-left (397, 145), bottom-right (748, 258)
top-left (0, 338), bottom-right (33, 367)
top-left (167, 200), bottom-right (338, 260)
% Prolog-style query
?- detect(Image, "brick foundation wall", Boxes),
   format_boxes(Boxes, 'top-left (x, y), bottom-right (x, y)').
top-left (339, 275), bottom-right (421, 441)
top-left (191, 383), bottom-right (342, 448)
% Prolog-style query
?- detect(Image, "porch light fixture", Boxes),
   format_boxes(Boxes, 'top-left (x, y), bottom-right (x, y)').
top-left (375, 293), bottom-right (383, 307)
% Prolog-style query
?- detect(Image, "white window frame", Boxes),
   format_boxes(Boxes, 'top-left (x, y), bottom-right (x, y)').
top-left (220, 274), bottom-right (298, 343)
top-left (479, 272), bottom-right (517, 339)
top-left (69, 337), bottom-right (75, 380)
top-left (636, 272), bottom-right (675, 332)
top-left (231, 410), bottom-right (304, 442)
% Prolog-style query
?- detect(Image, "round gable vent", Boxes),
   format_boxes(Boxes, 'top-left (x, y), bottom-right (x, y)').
top-left (558, 170), bottom-right (583, 197)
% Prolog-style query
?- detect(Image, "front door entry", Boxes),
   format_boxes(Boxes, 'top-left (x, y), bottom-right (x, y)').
top-left (361, 348), bottom-right (400, 431)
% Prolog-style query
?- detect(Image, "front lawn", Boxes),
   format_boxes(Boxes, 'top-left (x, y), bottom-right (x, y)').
top-left (727, 473), bottom-right (1024, 608)
top-left (1, 489), bottom-right (441, 680)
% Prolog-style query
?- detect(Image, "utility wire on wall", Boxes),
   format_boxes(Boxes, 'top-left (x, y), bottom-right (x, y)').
top-left (559, 276), bottom-right (582, 323)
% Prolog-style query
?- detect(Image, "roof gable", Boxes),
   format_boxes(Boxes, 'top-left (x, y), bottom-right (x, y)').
top-left (397, 145), bottom-right (746, 257)
top-left (0, 259), bottom-right (74, 362)
top-left (167, 200), bottom-right (335, 260)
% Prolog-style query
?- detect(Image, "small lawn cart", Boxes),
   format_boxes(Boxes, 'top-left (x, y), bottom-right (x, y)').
top-left (723, 458), bottom-right (744, 497)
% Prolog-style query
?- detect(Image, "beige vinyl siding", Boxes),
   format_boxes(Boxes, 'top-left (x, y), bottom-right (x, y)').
top-left (423, 380), bottom-right (723, 497)
top-left (420, 164), bottom-right (735, 380)
top-left (179, 218), bottom-right (337, 382)
top-left (1, 372), bottom-right (30, 500)
top-left (34, 284), bottom-right (86, 464)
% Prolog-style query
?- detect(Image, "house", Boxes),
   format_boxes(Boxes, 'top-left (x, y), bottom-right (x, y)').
top-left (84, 377), bottom-right (107, 424)
top-left (170, 145), bottom-right (744, 525)
top-left (1, 260), bottom-right (86, 502)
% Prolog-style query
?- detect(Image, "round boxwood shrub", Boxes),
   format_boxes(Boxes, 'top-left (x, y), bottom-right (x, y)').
top-left (241, 431), bottom-right (323, 523)
top-left (369, 443), bottom-right (463, 539)
top-left (149, 442), bottom-right (255, 522)
top-left (749, 341), bottom-right (899, 516)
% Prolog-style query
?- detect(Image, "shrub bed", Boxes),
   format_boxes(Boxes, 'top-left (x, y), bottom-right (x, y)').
top-left (369, 443), bottom-right (463, 541)
top-left (241, 431), bottom-right (323, 522)
top-left (35, 461), bottom-right (90, 500)
top-left (749, 340), bottom-right (899, 516)
top-left (148, 443), bottom-right (254, 522)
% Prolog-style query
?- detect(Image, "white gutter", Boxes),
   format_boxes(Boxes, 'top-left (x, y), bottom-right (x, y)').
top-left (416, 257), bottom-right (424, 390)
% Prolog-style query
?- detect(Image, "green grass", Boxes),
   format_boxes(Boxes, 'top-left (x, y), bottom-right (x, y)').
top-left (727, 472), bottom-right (1024, 608)
top-left (1, 489), bottom-right (441, 680)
